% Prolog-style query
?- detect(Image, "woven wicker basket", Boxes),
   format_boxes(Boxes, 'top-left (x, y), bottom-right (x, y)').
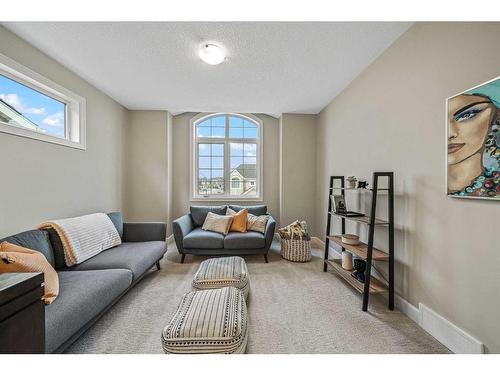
top-left (280, 238), bottom-right (311, 262)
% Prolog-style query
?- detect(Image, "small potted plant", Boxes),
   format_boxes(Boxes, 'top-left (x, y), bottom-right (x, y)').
top-left (346, 176), bottom-right (357, 189)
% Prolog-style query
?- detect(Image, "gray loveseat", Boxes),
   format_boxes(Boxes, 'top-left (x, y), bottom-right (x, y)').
top-left (172, 205), bottom-right (276, 263)
top-left (0, 212), bottom-right (166, 353)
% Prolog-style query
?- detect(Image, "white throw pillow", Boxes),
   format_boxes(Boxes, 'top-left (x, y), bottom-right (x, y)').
top-left (202, 212), bottom-right (233, 235)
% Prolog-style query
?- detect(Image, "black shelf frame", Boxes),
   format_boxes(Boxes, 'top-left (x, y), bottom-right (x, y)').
top-left (323, 172), bottom-right (395, 311)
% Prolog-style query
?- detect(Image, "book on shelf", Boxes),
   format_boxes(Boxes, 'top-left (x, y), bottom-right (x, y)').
top-left (331, 194), bottom-right (365, 217)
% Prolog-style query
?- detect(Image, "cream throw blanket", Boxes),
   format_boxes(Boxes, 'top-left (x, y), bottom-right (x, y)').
top-left (37, 213), bottom-right (121, 267)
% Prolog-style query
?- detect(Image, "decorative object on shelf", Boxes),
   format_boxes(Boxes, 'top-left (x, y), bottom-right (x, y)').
top-left (447, 76), bottom-right (500, 200)
top-left (279, 220), bottom-right (311, 262)
top-left (357, 180), bottom-right (369, 189)
top-left (351, 258), bottom-right (366, 284)
top-left (332, 194), bottom-right (347, 214)
top-left (346, 176), bottom-right (357, 189)
top-left (341, 251), bottom-right (353, 271)
top-left (341, 233), bottom-right (359, 245)
top-left (331, 195), bottom-right (364, 217)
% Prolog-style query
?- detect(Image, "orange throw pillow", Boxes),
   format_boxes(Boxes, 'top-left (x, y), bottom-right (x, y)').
top-left (0, 241), bottom-right (59, 304)
top-left (226, 208), bottom-right (248, 232)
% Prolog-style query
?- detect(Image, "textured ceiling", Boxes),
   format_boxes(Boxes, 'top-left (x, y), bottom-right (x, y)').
top-left (3, 22), bottom-right (412, 116)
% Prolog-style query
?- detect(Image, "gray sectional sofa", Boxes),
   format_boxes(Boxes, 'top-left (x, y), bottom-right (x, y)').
top-left (0, 212), bottom-right (166, 353)
top-left (172, 205), bottom-right (276, 263)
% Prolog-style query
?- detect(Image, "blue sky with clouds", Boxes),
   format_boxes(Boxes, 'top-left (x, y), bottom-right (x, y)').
top-left (196, 116), bottom-right (258, 170)
top-left (0, 74), bottom-right (65, 138)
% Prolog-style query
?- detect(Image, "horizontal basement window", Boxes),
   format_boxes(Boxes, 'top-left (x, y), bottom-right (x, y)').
top-left (0, 53), bottom-right (86, 150)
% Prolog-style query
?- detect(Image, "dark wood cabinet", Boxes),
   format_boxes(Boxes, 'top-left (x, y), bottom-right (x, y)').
top-left (0, 272), bottom-right (45, 353)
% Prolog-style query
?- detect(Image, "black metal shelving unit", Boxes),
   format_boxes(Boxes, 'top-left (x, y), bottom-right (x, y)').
top-left (323, 172), bottom-right (394, 311)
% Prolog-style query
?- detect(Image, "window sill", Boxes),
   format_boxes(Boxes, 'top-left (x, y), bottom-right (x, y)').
top-left (0, 123), bottom-right (86, 150)
top-left (190, 196), bottom-right (263, 202)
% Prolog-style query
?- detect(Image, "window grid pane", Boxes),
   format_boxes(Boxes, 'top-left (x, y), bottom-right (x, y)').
top-left (196, 116), bottom-right (226, 138)
top-left (196, 115), bottom-right (259, 198)
top-left (198, 143), bottom-right (225, 195)
top-left (229, 141), bottom-right (257, 196)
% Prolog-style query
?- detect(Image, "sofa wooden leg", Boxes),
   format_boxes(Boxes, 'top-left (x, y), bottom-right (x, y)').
top-left (181, 254), bottom-right (186, 264)
top-left (155, 261), bottom-right (161, 271)
top-left (264, 254), bottom-right (268, 263)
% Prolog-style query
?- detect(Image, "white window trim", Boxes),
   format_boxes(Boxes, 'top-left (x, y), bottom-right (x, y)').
top-left (0, 53), bottom-right (86, 150)
top-left (190, 112), bottom-right (264, 202)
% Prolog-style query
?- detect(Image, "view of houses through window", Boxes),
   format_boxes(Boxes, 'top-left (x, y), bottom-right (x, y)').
top-left (0, 74), bottom-right (66, 139)
top-left (194, 114), bottom-right (261, 199)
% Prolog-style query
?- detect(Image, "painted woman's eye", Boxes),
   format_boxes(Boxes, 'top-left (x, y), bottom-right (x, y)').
top-left (455, 106), bottom-right (483, 122)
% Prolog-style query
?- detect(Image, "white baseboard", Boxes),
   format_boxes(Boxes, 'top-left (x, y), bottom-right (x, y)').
top-left (395, 296), bottom-right (484, 353)
top-left (166, 234), bottom-right (174, 245)
top-left (419, 303), bottom-right (484, 354)
top-left (394, 294), bottom-right (420, 323)
top-left (310, 236), bottom-right (324, 249)
top-left (314, 236), bottom-right (484, 353)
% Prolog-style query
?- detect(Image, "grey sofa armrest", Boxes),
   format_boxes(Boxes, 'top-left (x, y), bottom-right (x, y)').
top-left (123, 222), bottom-right (166, 242)
top-left (172, 214), bottom-right (195, 253)
top-left (264, 216), bottom-right (276, 250)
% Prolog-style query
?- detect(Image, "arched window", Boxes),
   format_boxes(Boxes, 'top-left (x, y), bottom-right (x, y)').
top-left (191, 113), bottom-right (262, 200)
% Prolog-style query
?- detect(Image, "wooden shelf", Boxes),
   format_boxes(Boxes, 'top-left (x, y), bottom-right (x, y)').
top-left (328, 212), bottom-right (389, 226)
top-left (324, 173), bottom-right (394, 311)
top-left (324, 259), bottom-right (387, 294)
top-left (327, 235), bottom-right (389, 261)
top-left (330, 187), bottom-right (390, 191)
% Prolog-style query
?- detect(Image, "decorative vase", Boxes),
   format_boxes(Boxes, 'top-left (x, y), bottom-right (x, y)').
top-left (357, 180), bottom-right (369, 189)
top-left (346, 176), bottom-right (357, 189)
top-left (351, 258), bottom-right (366, 283)
top-left (341, 251), bottom-right (353, 271)
top-left (341, 234), bottom-right (359, 245)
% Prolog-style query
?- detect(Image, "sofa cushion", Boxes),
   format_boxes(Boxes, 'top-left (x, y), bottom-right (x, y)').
top-left (190, 205), bottom-right (227, 227)
top-left (229, 205), bottom-right (267, 216)
top-left (107, 212), bottom-right (123, 239)
top-left (45, 269), bottom-right (132, 353)
top-left (246, 213), bottom-right (269, 234)
top-left (0, 241), bottom-right (59, 304)
top-left (67, 241), bottom-right (166, 281)
top-left (224, 231), bottom-right (265, 249)
top-left (183, 228), bottom-right (224, 249)
top-left (0, 230), bottom-right (55, 267)
top-left (46, 228), bottom-right (66, 270)
top-left (226, 208), bottom-right (248, 233)
top-left (202, 212), bottom-right (233, 235)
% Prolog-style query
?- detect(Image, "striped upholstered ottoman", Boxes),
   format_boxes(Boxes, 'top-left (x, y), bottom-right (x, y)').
top-left (162, 287), bottom-right (248, 354)
top-left (192, 256), bottom-right (250, 300)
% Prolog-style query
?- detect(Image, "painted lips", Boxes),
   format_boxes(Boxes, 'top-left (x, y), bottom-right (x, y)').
top-left (448, 143), bottom-right (465, 154)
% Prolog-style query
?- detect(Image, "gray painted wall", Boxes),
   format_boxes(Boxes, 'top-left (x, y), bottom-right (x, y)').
top-left (0, 26), bottom-right (128, 237)
top-left (316, 22), bottom-right (500, 353)
top-left (280, 113), bottom-right (318, 235)
top-left (123, 110), bottom-right (169, 223)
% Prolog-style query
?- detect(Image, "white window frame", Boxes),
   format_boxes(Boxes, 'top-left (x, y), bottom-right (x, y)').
top-left (190, 112), bottom-right (263, 201)
top-left (0, 53), bottom-right (86, 150)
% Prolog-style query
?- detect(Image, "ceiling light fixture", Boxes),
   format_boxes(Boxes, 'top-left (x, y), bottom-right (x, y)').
top-left (199, 44), bottom-right (225, 65)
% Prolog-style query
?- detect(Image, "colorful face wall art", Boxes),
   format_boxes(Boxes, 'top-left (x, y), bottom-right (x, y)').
top-left (447, 77), bottom-right (500, 199)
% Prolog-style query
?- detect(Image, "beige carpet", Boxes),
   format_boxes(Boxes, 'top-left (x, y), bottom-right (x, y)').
top-left (66, 241), bottom-right (449, 354)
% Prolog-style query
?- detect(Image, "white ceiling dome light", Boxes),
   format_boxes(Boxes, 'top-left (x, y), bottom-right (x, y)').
top-left (199, 43), bottom-right (226, 65)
